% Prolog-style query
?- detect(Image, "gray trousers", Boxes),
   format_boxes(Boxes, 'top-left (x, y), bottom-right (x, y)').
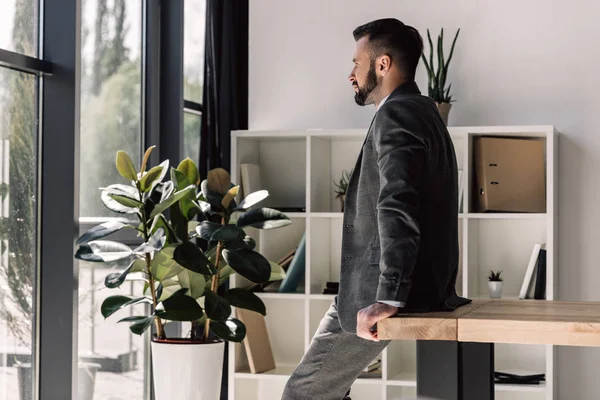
top-left (281, 299), bottom-right (390, 400)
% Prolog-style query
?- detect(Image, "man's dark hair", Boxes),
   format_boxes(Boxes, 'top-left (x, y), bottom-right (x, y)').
top-left (353, 18), bottom-right (423, 79)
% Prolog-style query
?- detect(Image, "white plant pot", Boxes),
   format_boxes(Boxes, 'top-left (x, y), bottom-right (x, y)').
top-left (151, 338), bottom-right (225, 400)
top-left (488, 281), bottom-right (503, 298)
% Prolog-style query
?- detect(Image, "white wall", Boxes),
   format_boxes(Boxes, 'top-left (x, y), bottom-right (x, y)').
top-left (249, 0), bottom-right (600, 397)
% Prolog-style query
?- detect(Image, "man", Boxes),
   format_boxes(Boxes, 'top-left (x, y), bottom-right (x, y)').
top-left (281, 18), bottom-right (470, 400)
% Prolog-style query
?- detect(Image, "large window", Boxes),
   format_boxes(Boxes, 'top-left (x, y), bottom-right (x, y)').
top-left (78, 0), bottom-right (145, 399)
top-left (183, 0), bottom-right (206, 163)
top-left (0, 2), bottom-right (40, 400)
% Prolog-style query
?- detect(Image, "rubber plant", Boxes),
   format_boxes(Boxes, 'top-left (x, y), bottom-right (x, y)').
top-left (74, 146), bottom-right (290, 342)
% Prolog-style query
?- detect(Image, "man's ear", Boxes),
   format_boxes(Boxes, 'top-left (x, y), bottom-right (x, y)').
top-left (378, 55), bottom-right (391, 77)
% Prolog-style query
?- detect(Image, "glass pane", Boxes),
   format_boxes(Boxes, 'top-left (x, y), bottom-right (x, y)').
top-left (0, 0), bottom-right (38, 56)
top-left (0, 68), bottom-right (38, 400)
top-left (80, 0), bottom-right (143, 218)
top-left (184, 0), bottom-right (206, 103)
top-left (79, 0), bottom-right (145, 399)
top-left (183, 112), bottom-right (201, 165)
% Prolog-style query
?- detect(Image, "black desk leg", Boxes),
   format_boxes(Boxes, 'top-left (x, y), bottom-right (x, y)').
top-left (416, 340), bottom-right (494, 400)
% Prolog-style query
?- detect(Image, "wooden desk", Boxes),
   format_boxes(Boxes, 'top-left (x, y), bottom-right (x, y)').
top-left (377, 299), bottom-right (600, 400)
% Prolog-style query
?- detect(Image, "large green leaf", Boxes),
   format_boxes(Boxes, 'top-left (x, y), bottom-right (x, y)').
top-left (140, 145), bottom-right (156, 173)
top-left (173, 242), bottom-right (216, 275)
top-left (148, 160), bottom-right (170, 195)
top-left (76, 221), bottom-right (132, 245)
top-left (221, 186), bottom-right (239, 209)
top-left (130, 259), bottom-right (147, 273)
top-left (236, 208), bottom-right (292, 229)
top-left (196, 221), bottom-right (222, 241)
top-left (210, 318), bottom-right (246, 342)
top-left (109, 193), bottom-right (144, 208)
top-left (118, 315), bottom-right (155, 335)
top-left (150, 214), bottom-right (178, 245)
top-left (171, 168), bottom-right (199, 220)
top-left (104, 259), bottom-right (138, 288)
top-left (221, 249), bottom-right (271, 283)
top-left (178, 270), bottom-right (206, 299)
top-left (204, 290), bottom-right (232, 321)
top-left (133, 227), bottom-right (166, 254)
top-left (101, 295), bottom-right (152, 319)
top-left (151, 247), bottom-right (185, 280)
top-left (75, 240), bottom-right (133, 263)
top-left (211, 225), bottom-right (243, 242)
top-left (268, 260), bottom-right (286, 281)
top-left (116, 150), bottom-right (138, 181)
top-left (177, 158), bottom-right (200, 187)
top-left (140, 165), bottom-right (164, 193)
top-left (156, 290), bottom-right (204, 321)
top-left (223, 289), bottom-right (266, 316)
top-left (157, 279), bottom-right (181, 301)
top-left (200, 179), bottom-right (225, 213)
top-left (101, 184), bottom-right (141, 214)
top-left (238, 190), bottom-right (269, 210)
top-left (149, 185), bottom-right (196, 219)
top-left (207, 168), bottom-right (231, 195)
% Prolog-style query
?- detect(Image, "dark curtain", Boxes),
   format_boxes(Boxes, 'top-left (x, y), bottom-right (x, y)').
top-left (200, 1), bottom-right (248, 399)
top-left (200, 0), bottom-right (248, 180)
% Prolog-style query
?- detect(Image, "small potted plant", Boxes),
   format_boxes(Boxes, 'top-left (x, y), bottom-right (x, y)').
top-left (75, 146), bottom-right (290, 399)
top-left (488, 270), bottom-right (503, 298)
top-left (333, 169), bottom-right (353, 212)
top-left (421, 27), bottom-right (460, 125)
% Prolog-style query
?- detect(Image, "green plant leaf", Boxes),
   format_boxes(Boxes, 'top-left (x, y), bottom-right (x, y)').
top-left (157, 279), bottom-right (180, 301)
top-left (75, 240), bottom-right (133, 263)
top-left (156, 290), bottom-right (204, 321)
top-left (236, 208), bottom-right (292, 229)
top-left (118, 315), bottom-right (155, 335)
top-left (171, 168), bottom-right (199, 220)
top-left (209, 318), bottom-right (246, 342)
top-left (269, 260), bottom-right (286, 281)
top-left (151, 246), bottom-right (185, 280)
top-left (178, 269), bottom-right (206, 299)
top-left (133, 227), bottom-right (166, 254)
top-left (140, 165), bottom-right (164, 193)
top-left (177, 158), bottom-right (200, 187)
top-left (130, 259), bottom-right (147, 273)
top-left (205, 290), bottom-right (232, 321)
top-left (173, 242), bottom-right (216, 275)
top-left (222, 249), bottom-right (271, 283)
top-left (221, 186), bottom-right (239, 209)
top-left (76, 220), bottom-right (132, 245)
top-left (196, 221), bottom-right (221, 241)
top-left (116, 150), bottom-right (138, 181)
top-left (238, 190), bottom-right (269, 209)
top-left (104, 259), bottom-right (138, 288)
top-left (150, 214), bottom-right (178, 245)
top-left (101, 184), bottom-right (141, 214)
top-left (149, 185), bottom-right (196, 219)
top-left (207, 168), bottom-right (231, 195)
top-left (108, 193), bottom-right (144, 208)
top-left (101, 295), bottom-right (152, 319)
top-left (223, 288), bottom-right (266, 316)
top-left (140, 145), bottom-right (156, 173)
top-left (211, 225), bottom-right (243, 242)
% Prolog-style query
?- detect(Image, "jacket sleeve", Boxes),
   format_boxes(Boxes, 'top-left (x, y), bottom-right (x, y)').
top-left (372, 101), bottom-right (426, 305)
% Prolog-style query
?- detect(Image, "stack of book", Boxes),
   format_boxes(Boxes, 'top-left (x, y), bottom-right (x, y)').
top-left (519, 243), bottom-right (547, 300)
top-left (360, 357), bottom-right (382, 378)
top-left (495, 371), bottom-right (545, 385)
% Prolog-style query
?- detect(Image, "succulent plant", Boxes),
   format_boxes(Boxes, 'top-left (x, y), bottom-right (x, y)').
top-left (333, 169), bottom-right (353, 198)
top-left (421, 28), bottom-right (460, 104)
top-left (488, 270), bottom-right (503, 282)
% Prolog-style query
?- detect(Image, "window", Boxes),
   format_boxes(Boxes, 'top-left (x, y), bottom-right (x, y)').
top-left (0, 0), bottom-right (38, 56)
top-left (183, 0), bottom-right (206, 163)
top-left (78, 0), bottom-right (145, 399)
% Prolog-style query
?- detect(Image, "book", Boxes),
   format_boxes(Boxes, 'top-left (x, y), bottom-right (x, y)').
top-left (519, 243), bottom-right (543, 299)
top-left (240, 163), bottom-right (262, 199)
top-left (533, 249), bottom-right (547, 299)
top-left (278, 233), bottom-right (306, 293)
top-left (235, 308), bottom-right (275, 374)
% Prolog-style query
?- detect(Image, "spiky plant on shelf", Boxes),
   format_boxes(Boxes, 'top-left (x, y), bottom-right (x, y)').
top-left (488, 270), bottom-right (503, 299)
top-left (421, 27), bottom-right (460, 125)
top-left (74, 146), bottom-right (290, 399)
top-left (333, 168), bottom-right (353, 212)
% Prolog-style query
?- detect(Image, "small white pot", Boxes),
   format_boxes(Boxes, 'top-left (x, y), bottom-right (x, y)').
top-left (151, 338), bottom-right (225, 400)
top-left (488, 281), bottom-right (503, 298)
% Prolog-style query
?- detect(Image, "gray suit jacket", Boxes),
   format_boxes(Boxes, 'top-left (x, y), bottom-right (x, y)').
top-left (337, 81), bottom-right (471, 333)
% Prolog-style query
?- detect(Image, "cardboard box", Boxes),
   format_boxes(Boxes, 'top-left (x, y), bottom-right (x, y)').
top-left (473, 137), bottom-right (546, 213)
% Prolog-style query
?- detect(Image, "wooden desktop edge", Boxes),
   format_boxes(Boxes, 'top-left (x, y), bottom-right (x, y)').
top-left (379, 299), bottom-right (600, 347)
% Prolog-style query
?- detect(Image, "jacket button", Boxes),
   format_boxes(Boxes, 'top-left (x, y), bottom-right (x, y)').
top-left (343, 256), bottom-right (352, 260)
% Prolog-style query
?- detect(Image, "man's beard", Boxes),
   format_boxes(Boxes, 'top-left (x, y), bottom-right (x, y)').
top-left (354, 60), bottom-right (379, 106)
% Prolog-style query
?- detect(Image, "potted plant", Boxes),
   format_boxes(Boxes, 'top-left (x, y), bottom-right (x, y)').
top-left (74, 146), bottom-right (290, 399)
top-left (333, 169), bottom-right (353, 212)
top-left (421, 28), bottom-right (460, 126)
top-left (488, 270), bottom-right (503, 298)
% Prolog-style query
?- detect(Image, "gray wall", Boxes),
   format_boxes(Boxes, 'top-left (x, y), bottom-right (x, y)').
top-left (249, 0), bottom-right (600, 397)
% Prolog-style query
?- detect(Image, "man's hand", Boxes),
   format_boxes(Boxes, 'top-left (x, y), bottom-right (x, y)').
top-left (356, 302), bottom-right (399, 341)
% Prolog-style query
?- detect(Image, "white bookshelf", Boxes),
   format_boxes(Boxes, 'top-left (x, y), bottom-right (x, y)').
top-left (229, 126), bottom-right (558, 400)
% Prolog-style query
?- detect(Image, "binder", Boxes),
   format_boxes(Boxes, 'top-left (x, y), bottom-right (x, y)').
top-left (473, 137), bottom-right (546, 213)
